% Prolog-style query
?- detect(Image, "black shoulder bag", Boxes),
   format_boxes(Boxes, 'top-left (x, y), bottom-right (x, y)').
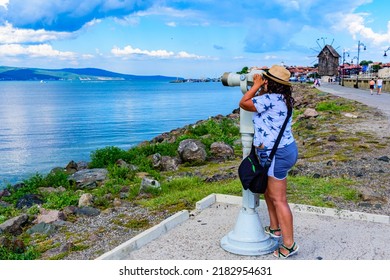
top-left (238, 108), bottom-right (292, 194)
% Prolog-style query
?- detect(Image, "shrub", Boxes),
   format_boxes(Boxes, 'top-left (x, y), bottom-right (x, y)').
top-left (44, 171), bottom-right (71, 188)
top-left (316, 100), bottom-right (354, 112)
top-left (42, 190), bottom-right (79, 210)
top-left (89, 146), bottom-right (127, 168)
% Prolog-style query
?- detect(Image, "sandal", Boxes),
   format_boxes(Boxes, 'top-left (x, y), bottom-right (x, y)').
top-left (273, 242), bottom-right (299, 259)
top-left (264, 226), bottom-right (282, 239)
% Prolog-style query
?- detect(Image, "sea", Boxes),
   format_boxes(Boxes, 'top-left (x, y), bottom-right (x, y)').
top-left (0, 80), bottom-right (242, 189)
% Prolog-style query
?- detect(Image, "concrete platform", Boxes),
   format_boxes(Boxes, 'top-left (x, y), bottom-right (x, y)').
top-left (97, 193), bottom-right (390, 260)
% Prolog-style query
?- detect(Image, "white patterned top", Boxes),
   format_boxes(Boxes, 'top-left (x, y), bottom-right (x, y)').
top-left (251, 93), bottom-right (294, 149)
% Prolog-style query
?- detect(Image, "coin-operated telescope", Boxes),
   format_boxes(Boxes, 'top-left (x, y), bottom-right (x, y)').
top-left (221, 68), bottom-right (265, 154)
top-left (222, 69), bottom-right (265, 94)
top-left (220, 68), bottom-right (278, 256)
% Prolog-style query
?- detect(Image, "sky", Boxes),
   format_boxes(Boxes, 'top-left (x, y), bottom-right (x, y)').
top-left (0, 0), bottom-right (389, 78)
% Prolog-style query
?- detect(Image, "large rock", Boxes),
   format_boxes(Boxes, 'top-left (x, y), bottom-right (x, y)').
top-left (16, 194), bottom-right (44, 209)
top-left (303, 108), bottom-right (319, 118)
top-left (210, 142), bottom-right (234, 160)
top-left (78, 193), bottom-right (94, 207)
top-left (35, 209), bottom-right (66, 224)
top-left (0, 214), bottom-right (29, 235)
top-left (152, 153), bottom-right (179, 171)
top-left (68, 168), bottom-right (108, 189)
top-left (75, 206), bottom-right (101, 216)
top-left (140, 177), bottom-right (161, 193)
top-left (27, 222), bottom-right (58, 235)
top-left (177, 139), bottom-right (207, 163)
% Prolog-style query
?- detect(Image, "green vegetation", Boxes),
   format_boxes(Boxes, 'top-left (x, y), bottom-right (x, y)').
top-left (0, 245), bottom-right (40, 260)
top-left (288, 176), bottom-right (359, 208)
top-left (315, 99), bottom-right (355, 113)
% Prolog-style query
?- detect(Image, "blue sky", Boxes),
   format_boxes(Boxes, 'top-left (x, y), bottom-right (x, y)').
top-left (0, 0), bottom-right (389, 78)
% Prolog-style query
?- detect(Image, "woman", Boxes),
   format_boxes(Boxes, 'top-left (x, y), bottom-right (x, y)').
top-left (239, 65), bottom-right (299, 258)
top-left (369, 78), bottom-right (375, 95)
top-left (376, 78), bottom-right (383, 95)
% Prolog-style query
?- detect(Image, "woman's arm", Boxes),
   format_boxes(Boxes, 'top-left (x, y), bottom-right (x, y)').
top-left (239, 74), bottom-right (266, 112)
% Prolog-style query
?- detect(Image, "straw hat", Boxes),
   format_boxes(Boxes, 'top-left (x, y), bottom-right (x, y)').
top-left (263, 65), bottom-right (291, 86)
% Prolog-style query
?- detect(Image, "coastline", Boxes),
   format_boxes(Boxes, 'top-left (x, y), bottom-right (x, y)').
top-left (0, 81), bottom-right (241, 187)
top-left (1, 83), bottom-right (389, 260)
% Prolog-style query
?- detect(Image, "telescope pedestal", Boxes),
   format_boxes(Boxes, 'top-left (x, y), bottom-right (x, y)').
top-left (220, 129), bottom-right (278, 255)
top-left (220, 189), bottom-right (278, 256)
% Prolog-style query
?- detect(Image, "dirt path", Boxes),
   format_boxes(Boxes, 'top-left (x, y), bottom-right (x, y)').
top-left (298, 83), bottom-right (390, 215)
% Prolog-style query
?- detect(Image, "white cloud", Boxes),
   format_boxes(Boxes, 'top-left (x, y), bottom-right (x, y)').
top-left (136, 6), bottom-right (196, 19)
top-left (1, 0), bottom-right (155, 32)
top-left (114, 15), bottom-right (140, 26)
top-left (0, 22), bottom-right (73, 44)
top-left (111, 45), bottom-right (209, 60)
top-left (166, 21), bottom-right (176, 27)
top-left (176, 51), bottom-right (205, 59)
top-left (264, 55), bottom-right (278, 60)
top-left (84, 19), bottom-right (102, 28)
top-left (0, 0), bottom-right (8, 9)
top-left (332, 12), bottom-right (390, 45)
top-left (0, 43), bottom-right (76, 60)
top-left (111, 45), bottom-right (174, 58)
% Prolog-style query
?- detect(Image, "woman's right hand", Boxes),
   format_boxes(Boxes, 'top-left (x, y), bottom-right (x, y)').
top-left (253, 74), bottom-right (265, 88)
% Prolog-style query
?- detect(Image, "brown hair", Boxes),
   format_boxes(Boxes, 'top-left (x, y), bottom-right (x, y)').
top-left (265, 78), bottom-right (295, 109)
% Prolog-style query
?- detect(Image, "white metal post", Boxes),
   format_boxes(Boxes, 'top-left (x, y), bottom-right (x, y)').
top-left (220, 76), bottom-right (278, 255)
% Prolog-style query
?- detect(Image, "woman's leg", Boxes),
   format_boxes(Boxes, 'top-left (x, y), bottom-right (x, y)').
top-left (264, 190), bottom-right (280, 235)
top-left (266, 176), bottom-right (295, 252)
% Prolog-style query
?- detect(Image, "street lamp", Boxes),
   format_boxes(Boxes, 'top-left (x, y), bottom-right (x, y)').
top-left (341, 50), bottom-right (350, 86)
top-left (354, 40), bottom-right (366, 88)
top-left (384, 47), bottom-right (390, 57)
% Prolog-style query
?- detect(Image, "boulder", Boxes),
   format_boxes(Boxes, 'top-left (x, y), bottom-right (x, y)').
top-left (68, 168), bottom-right (108, 189)
top-left (0, 214), bottom-right (29, 235)
top-left (177, 139), bottom-right (207, 163)
top-left (210, 142), bottom-right (234, 160)
top-left (303, 108), bottom-right (319, 118)
top-left (140, 177), bottom-right (161, 193)
top-left (35, 209), bottom-right (66, 224)
top-left (16, 194), bottom-right (44, 209)
top-left (152, 153), bottom-right (179, 171)
top-left (78, 193), bottom-right (94, 207)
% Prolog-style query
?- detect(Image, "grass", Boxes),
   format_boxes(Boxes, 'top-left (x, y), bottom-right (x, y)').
top-left (288, 176), bottom-right (359, 208)
top-left (136, 177), bottom-right (242, 212)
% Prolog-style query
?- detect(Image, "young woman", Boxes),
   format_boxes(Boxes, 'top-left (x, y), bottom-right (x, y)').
top-left (239, 65), bottom-right (299, 258)
top-left (369, 78), bottom-right (375, 95)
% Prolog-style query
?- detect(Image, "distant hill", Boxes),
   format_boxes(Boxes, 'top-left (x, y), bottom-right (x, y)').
top-left (0, 66), bottom-right (181, 81)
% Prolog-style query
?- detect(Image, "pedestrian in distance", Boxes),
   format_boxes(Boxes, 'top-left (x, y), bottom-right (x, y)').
top-left (369, 78), bottom-right (375, 95)
top-left (239, 65), bottom-right (299, 259)
top-left (376, 78), bottom-right (383, 95)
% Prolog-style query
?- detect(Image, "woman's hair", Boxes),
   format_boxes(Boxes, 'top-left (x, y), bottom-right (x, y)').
top-left (265, 78), bottom-right (295, 109)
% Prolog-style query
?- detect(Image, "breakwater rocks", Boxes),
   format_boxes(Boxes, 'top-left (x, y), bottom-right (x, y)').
top-left (0, 125), bottom-right (238, 259)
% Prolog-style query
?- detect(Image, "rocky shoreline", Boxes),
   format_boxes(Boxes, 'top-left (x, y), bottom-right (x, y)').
top-left (1, 83), bottom-right (389, 260)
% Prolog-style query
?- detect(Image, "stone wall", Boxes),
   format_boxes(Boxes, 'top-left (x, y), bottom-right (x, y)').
top-left (378, 68), bottom-right (390, 78)
top-left (341, 78), bottom-right (389, 92)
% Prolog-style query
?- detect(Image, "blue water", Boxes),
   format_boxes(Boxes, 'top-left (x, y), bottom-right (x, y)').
top-left (0, 80), bottom-right (241, 188)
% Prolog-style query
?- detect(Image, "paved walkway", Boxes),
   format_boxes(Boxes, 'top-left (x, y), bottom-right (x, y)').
top-left (98, 194), bottom-right (390, 260)
top-left (319, 83), bottom-right (390, 118)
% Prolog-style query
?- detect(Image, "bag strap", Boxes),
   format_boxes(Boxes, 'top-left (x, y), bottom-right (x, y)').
top-left (264, 107), bottom-right (292, 168)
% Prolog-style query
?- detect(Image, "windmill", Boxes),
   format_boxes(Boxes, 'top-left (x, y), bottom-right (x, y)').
top-left (309, 37), bottom-right (341, 76)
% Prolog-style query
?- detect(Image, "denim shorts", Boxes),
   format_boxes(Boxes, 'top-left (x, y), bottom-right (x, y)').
top-left (256, 141), bottom-right (298, 180)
